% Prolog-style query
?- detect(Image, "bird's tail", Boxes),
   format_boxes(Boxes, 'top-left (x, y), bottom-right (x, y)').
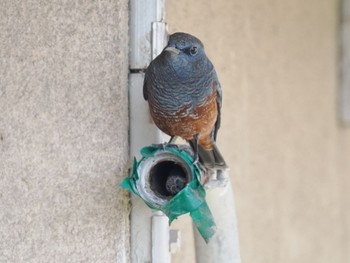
top-left (189, 141), bottom-right (227, 169)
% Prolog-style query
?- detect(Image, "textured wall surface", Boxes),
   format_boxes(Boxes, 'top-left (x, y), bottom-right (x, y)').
top-left (168, 0), bottom-right (350, 262)
top-left (0, 1), bottom-right (130, 262)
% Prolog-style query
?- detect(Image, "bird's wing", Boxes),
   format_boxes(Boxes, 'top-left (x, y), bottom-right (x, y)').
top-left (213, 71), bottom-right (222, 142)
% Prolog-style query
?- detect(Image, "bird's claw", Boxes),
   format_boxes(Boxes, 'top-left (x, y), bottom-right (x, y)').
top-left (193, 156), bottom-right (199, 166)
top-left (161, 141), bottom-right (167, 150)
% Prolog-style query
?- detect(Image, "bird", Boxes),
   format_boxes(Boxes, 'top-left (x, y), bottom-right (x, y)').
top-left (165, 166), bottom-right (187, 195)
top-left (143, 32), bottom-right (226, 169)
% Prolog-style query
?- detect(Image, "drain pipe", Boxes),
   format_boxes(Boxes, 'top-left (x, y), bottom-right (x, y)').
top-left (194, 178), bottom-right (241, 263)
top-left (129, 0), bottom-right (170, 262)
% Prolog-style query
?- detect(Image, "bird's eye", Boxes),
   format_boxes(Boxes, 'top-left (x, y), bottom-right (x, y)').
top-left (189, 46), bottom-right (198, 55)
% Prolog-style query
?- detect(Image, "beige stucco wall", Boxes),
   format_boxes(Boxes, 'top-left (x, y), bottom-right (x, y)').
top-left (0, 1), bottom-right (130, 262)
top-left (168, 0), bottom-right (350, 262)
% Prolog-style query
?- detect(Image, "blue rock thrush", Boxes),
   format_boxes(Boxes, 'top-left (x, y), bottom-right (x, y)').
top-left (143, 32), bottom-right (226, 168)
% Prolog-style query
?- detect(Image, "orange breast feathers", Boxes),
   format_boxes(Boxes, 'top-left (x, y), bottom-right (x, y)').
top-left (149, 88), bottom-right (218, 150)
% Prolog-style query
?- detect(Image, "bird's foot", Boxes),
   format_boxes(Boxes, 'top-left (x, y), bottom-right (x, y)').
top-left (168, 136), bottom-right (177, 145)
top-left (161, 136), bottom-right (178, 150)
top-left (193, 155), bottom-right (199, 166)
top-left (161, 141), bottom-right (167, 150)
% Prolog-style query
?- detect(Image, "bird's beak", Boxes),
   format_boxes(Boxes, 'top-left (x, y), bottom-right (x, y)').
top-left (164, 46), bottom-right (181, 55)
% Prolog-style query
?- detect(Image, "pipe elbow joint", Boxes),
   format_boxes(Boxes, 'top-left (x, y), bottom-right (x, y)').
top-left (135, 144), bottom-right (195, 208)
top-left (121, 144), bottom-right (218, 242)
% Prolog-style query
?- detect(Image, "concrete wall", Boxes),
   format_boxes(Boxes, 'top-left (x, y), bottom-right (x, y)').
top-left (0, 1), bottom-right (130, 262)
top-left (168, 0), bottom-right (350, 262)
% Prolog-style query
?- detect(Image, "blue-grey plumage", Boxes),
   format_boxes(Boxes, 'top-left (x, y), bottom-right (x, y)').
top-left (143, 32), bottom-right (226, 168)
top-left (145, 34), bottom-right (217, 110)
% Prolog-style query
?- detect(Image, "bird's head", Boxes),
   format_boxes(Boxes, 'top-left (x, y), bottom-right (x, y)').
top-left (163, 32), bottom-right (205, 60)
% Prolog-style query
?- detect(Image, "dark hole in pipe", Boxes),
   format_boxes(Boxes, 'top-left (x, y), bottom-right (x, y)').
top-left (149, 160), bottom-right (188, 199)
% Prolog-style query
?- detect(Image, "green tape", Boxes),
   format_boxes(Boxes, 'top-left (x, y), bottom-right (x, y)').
top-left (120, 144), bottom-right (216, 242)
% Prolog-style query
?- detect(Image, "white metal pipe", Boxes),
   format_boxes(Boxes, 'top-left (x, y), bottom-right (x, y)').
top-left (129, 73), bottom-right (158, 263)
top-left (194, 179), bottom-right (241, 263)
top-left (152, 211), bottom-right (171, 263)
top-left (129, 0), bottom-right (170, 262)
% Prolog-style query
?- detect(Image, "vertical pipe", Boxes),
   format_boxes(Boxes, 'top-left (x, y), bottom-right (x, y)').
top-left (194, 179), bottom-right (241, 263)
top-left (129, 73), bottom-right (156, 263)
top-left (152, 211), bottom-right (171, 263)
top-left (129, 0), bottom-right (169, 262)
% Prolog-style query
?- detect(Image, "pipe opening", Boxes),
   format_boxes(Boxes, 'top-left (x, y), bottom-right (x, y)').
top-left (149, 160), bottom-right (189, 199)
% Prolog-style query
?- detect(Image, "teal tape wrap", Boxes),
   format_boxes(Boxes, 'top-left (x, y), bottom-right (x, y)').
top-left (120, 144), bottom-right (216, 242)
